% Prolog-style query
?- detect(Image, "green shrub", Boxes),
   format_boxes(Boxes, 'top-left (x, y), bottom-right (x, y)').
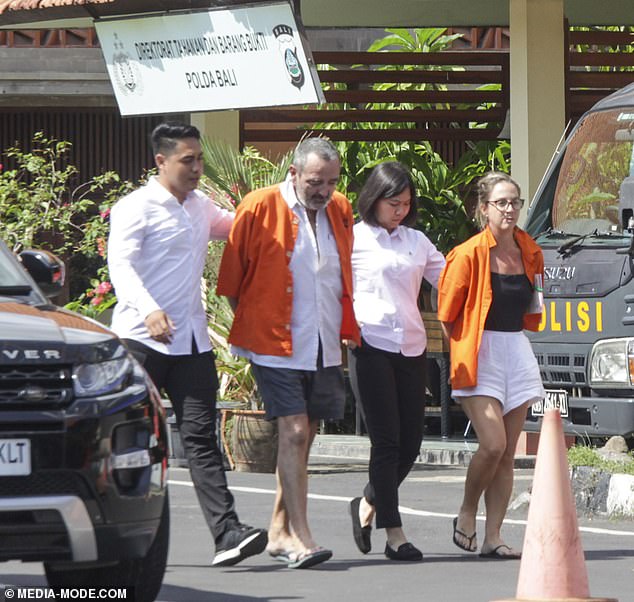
top-left (568, 444), bottom-right (634, 475)
top-left (0, 132), bottom-right (136, 304)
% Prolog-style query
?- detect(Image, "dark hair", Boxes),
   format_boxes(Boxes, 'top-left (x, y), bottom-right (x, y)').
top-left (357, 161), bottom-right (418, 228)
top-left (151, 122), bottom-right (201, 156)
top-left (292, 137), bottom-right (339, 172)
top-left (475, 171), bottom-right (521, 229)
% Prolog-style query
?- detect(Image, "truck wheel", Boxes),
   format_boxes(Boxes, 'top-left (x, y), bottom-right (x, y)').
top-left (45, 493), bottom-right (170, 602)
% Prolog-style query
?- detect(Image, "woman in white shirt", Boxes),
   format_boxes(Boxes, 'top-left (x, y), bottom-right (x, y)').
top-left (348, 161), bottom-right (445, 562)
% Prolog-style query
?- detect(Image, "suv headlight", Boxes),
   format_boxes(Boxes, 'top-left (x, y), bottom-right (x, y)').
top-left (589, 338), bottom-right (634, 388)
top-left (73, 356), bottom-right (133, 397)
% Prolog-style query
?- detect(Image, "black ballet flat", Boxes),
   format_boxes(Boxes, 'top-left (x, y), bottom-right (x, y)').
top-left (384, 542), bottom-right (423, 561)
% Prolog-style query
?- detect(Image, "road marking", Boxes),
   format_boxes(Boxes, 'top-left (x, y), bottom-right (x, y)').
top-left (167, 479), bottom-right (634, 537)
top-left (407, 475), bottom-right (533, 483)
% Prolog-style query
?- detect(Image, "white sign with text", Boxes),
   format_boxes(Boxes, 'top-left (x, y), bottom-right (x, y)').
top-left (95, 2), bottom-right (323, 116)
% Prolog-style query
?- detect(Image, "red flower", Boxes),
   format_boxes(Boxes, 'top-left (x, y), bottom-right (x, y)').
top-left (99, 208), bottom-right (111, 220)
top-left (91, 295), bottom-right (104, 306)
top-left (96, 281), bottom-right (112, 295)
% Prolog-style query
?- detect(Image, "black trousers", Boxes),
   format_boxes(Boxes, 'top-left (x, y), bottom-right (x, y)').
top-left (349, 341), bottom-right (426, 529)
top-left (123, 339), bottom-right (239, 543)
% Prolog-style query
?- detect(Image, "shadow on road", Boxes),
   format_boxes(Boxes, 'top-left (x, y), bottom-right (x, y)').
top-left (159, 583), bottom-right (301, 601)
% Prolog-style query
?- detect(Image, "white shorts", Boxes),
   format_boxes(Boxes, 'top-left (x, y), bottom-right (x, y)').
top-left (451, 330), bottom-right (545, 416)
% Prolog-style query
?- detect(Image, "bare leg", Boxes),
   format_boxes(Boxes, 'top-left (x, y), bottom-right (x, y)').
top-left (454, 396), bottom-right (506, 550)
top-left (271, 414), bottom-right (319, 554)
top-left (267, 420), bottom-right (319, 554)
top-left (385, 526), bottom-right (407, 549)
top-left (359, 496), bottom-right (375, 528)
top-left (481, 402), bottom-right (529, 554)
top-left (266, 468), bottom-right (296, 555)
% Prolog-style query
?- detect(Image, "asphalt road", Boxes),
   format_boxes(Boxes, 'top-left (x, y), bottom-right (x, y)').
top-left (3, 460), bottom-right (633, 602)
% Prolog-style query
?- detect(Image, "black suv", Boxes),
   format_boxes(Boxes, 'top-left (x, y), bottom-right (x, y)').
top-left (0, 239), bottom-right (169, 601)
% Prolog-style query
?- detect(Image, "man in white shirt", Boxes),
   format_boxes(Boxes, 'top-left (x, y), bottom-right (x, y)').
top-left (217, 138), bottom-right (359, 569)
top-left (108, 122), bottom-right (267, 568)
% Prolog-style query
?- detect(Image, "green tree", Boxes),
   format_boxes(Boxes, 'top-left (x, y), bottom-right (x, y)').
top-left (0, 132), bottom-right (136, 311)
top-left (312, 27), bottom-right (511, 252)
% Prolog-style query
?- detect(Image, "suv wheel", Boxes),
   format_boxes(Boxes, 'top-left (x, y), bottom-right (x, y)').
top-left (44, 492), bottom-right (170, 602)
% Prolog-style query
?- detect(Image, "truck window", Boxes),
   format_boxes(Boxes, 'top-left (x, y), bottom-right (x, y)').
top-left (553, 108), bottom-right (634, 237)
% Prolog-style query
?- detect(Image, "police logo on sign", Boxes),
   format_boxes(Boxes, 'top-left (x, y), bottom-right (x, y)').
top-left (273, 24), bottom-right (305, 89)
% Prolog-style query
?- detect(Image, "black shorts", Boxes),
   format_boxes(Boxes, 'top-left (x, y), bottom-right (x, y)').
top-left (251, 362), bottom-right (345, 421)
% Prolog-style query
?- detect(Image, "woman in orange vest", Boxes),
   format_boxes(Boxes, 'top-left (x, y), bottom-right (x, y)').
top-left (437, 171), bottom-right (544, 559)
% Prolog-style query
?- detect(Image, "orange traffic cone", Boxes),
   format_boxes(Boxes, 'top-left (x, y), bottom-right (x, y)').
top-left (493, 409), bottom-right (617, 602)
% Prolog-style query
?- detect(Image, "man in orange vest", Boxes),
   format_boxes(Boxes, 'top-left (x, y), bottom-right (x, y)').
top-left (218, 138), bottom-right (359, 569)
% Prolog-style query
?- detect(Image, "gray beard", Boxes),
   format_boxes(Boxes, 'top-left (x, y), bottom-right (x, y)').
top-left (296, 195), bottom-right (330, 211)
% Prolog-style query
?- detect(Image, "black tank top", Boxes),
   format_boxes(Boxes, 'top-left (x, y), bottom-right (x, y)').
top-left (484, 272), bottom-right (533, 332)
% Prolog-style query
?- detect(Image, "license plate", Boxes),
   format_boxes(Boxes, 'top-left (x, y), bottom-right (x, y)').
top-left (531, 389), bottom-right (569, 418)
top-left (0, 439), bottom-right (31, 476)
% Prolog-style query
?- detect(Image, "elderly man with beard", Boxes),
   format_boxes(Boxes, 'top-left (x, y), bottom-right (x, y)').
top-left (217, 138), bottom-right (359, 569)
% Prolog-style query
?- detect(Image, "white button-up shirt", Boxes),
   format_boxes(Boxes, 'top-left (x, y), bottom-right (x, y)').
top-left (351, 221), bottom-right (446, 356)
top-left (232, 177), bottom-right (343, 369)
top-left (108, 176), bottom-right (234, 355)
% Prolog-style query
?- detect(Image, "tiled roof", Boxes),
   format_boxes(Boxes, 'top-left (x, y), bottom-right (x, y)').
top-left (0, 0), bottom-right (265, 24)
top-left (0, 0), bottom-right (114, 17)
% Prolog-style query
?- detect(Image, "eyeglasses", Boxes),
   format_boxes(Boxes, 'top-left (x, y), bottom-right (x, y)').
top-left (488, 198), bottom-right (525, 211)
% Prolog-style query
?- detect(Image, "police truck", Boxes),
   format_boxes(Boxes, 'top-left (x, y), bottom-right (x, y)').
top-left (524, 82), bottom-right (634, 444)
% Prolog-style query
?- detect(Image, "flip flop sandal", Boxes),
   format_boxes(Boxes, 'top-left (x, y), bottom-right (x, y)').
top-left (287, 547), bottom-right (332, 569)
top-left (452, 517), bottom-right (478, 552)
top-left (268, 549), bottom-right (295, 563)
top-left (479, 544), bottom-right (521, 559)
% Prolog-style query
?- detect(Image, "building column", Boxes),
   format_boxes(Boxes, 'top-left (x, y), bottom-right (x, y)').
top-left (509, 0), bottom-right (566, 207)
top-left (190, 111), bottom-right (240, 149)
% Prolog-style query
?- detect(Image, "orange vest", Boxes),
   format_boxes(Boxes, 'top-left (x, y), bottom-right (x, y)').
top-left (217, 185), bottom-right (360, 356)
top-left (437, 226), bottom-right (544, 389)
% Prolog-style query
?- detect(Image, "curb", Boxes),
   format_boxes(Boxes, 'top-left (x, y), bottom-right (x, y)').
top-left (571, 466), bottom-right (634, 518)
top-left (607, 473), bottom-right (634, 517)
top-left (418, 448), bottom-right (473, 466)
top-left (310, 435), bottom-right (535, 469)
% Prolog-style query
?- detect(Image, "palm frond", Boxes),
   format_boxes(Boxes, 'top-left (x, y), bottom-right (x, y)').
top-left (201, 137), bottom-right (293, 206)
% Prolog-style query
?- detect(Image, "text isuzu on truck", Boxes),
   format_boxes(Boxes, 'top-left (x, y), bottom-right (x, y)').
top-left (524, 83), bottom-right (634, 443)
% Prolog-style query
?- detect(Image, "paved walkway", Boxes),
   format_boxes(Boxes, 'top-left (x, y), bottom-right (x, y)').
top-left (312, 434), bottom-right (479, 466)
top-left (311, 434), bottom-right (538, 468)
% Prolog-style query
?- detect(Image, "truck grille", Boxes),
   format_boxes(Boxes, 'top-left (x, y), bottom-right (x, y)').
top-left (0, 365), bottom-right (74, 410)
top-left (535, 352), bottom-right (587, 386)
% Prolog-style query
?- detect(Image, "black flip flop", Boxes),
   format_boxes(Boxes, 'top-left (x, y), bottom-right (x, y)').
top-left (452, 517), bottom-right (477, 552)
top-left (479, 544), bottom-right (521, 560)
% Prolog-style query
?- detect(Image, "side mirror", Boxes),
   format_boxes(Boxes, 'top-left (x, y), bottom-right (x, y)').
top-left (19, 249), bottom-right (65, 298)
